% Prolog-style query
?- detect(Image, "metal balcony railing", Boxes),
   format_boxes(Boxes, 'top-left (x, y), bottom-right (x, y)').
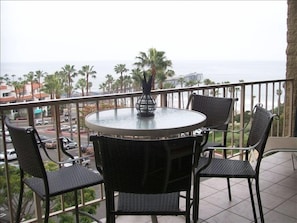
top-left (0, 78), bottom-right (294, 222)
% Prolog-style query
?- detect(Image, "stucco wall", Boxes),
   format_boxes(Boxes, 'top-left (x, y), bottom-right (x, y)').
top-left (286, 0), bottom-right (297, 135)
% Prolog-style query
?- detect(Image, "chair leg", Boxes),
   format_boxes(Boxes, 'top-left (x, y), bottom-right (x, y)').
top-left (151, 215), bottom-right (158, 223)
top-left (45, 197), bottom-right (50, 223)
top-left (247, 179), bottom-right (257, 223)
top-left (106, 190), bottom-right (115, 223)
top-left (227, 178), bottom-right (232, 201)
top-left (255, 178), bottom-right (264, 223)
top-left (16, 180), bottom-right (24, 223)
top-left (185, 190), bottom-right (191, 223)
top-left (74, 190), bottom-right (79, 223)
top-left (193, 176), bottom-right (200, 223)
top-left (224, 149), bottom-right (232, 201)
top-left (291, 152), bottom-right (296, 170)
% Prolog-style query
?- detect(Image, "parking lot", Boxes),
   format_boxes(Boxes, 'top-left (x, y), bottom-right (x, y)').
top-left (0, 119), bottom-right (97, 171)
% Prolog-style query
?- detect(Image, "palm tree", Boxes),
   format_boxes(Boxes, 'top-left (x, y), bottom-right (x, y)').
top-left (111, 79), bottom-right (121, 93)
top-left (42, 75), bottom-right (56, 100)
top-left (163, 82), bottom-right (175, 89)
top-left (87, 82), bottom-right (93, 93)
top-left (61, 64), bottom-right (77, 98)
top-left (42, 72), bottom-right (64, 99)
top-left (11, 77), bottom-right (26, 102)
top-left (185, 80), bottom-right (197, 87)
top-left (178, 77), bottom-right (185, 88)
top-left (0, 74), bottom-right (10, 85)
top-left (134, 48), bottom-right (173, 90)
top-left (203, 78), bottom-right (215, 85)
top-left (105, 74), bottom-right (114, 94)
top-left (78, 65), bottom-right (96, 96)
top-left (156, 69), bottom-right (175, 89)
top-left (130, 68), bottom-right (143, 91)
top-left (61, 65), bottom-right (77, 139)
top-left (11, 74), bottom-right (16, 82)
top-left (99, 82), bottom-right (107, 94)
top-left (35, 70), bottom-right (47, 100)
top-left (42, 72), bottom-right (64, 125)
top-left (123, 75), bottom-right (132, 93)
top-left (24, 71), bottom-right (35, 100)
top-left (75, 78), bottom-right (87, 96)
top-left (114, 64), bottom-right (129, 93)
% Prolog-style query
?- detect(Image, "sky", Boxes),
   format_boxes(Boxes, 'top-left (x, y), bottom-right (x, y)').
top-left (0, 0), bottom-right (288, 64)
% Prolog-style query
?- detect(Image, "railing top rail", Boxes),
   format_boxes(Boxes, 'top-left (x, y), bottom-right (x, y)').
top-left (0, 78), bottom-right (292, 111)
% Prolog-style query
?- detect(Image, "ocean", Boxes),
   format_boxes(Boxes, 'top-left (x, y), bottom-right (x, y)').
top-left (0, 60), bottom-right (286, 91)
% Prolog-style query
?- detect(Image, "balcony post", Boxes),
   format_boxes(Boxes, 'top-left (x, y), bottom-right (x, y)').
top-left (34, 192), bottom-right (43, 223)
top-left (239, 84), bottom-right (246, 160)
top-left (160, 93), bottom-right (168, 107)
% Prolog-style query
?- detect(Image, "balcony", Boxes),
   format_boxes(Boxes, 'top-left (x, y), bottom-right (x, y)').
top-left (103, 152), bottom-right (297, 223)
top-left (0, 78), bottom-right (296, 222)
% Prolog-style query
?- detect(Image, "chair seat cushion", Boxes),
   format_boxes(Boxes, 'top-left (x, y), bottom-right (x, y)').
top-left (117, 192), bottom-right (181, 214)
top-left (197, 157), bottom-right (256, 178)
top-left (25, 164), bottom-right (103, 198)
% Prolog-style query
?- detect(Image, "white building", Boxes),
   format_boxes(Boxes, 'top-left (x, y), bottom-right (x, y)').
top-left (0, 83), bottom-right (50, 119)
top-left (165, 72), bottom-right (203, 87)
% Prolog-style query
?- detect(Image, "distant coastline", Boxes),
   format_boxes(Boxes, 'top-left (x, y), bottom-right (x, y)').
top-left (0, 60), bottom-right (286, 91)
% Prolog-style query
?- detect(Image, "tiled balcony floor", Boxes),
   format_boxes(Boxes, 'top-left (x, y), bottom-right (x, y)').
top-left (99, 152), bottom-right (297, 223)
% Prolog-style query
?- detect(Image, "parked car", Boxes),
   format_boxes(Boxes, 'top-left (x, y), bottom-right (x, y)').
top-left (0, 127), bottom-right (9, 136)
top-left (69, 125), bottom-right (84, 133)
top-left (64, 116), bottom-right (76, 122)
top-left (60, 125), bottom-right (70, 131)
top-left (62, 156), bottom-right (90, 168)
top-left (35, 119), bottom-right (49, 125)
top-left (0, 149), bottom-right (17, 161)
top-left (62, 137), bottom-right (77, 150)
top-left (44, 137), bottom-right (77, 150)
top-left (44, 139), bottom-right (56, 149)
top-left (36, 135), bottom-right (50, 148)
top-left (68, 125), bottom-right (77, 133)
top-left (5, 135), bottom-right (12, 143)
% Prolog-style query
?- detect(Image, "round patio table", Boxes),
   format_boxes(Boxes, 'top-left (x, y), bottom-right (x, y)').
top-left (85, 107), bottom-right (206, 137)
